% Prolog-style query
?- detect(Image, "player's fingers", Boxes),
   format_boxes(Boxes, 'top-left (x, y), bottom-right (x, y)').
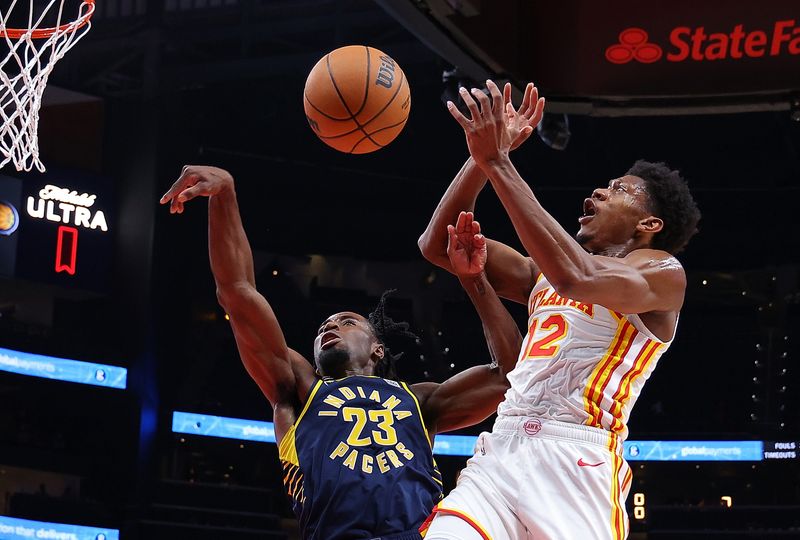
top-left (176, 184), bottom-right (208, 203)
top-left (473, 233), bottom-right (486, 247)
top-left (523, 86), bottom-right (539, 118)
top-left (530, 97), bottom-right (546, 127)
top-left (160, 168), bottom-right (195, 203)
top-left (471, 88), bottom-right (491, 121)
top-left (503, 82), bottom-right (512, 107)
top-left (460, 88), bottom-right (482, 125)
top-left (519, 83), bottom-right (533, 116)
top-left (446, 101), bottom-right (470, 129)
top-left (446, 225), bottom-right (459, 253)
top-left (160, 180), bottom-right (183, 204)
top-left (463, 211), bottom-right (474, 232)
top-left (486, 80), bottom-right (503, 115)
top-left (471, 219), bottom-right (481, 235)
top-left (455, 211), bottom-right (468, 233)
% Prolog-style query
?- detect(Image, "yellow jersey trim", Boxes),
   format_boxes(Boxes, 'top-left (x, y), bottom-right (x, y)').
top-left (279, 378), bottom-right (324, 465)
top-left (400, 381), bottom-right (434, 450)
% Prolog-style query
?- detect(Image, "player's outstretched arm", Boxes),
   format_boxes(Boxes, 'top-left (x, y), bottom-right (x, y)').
top-left (449, 81), bottom-right (685, 314)
top-left (160, 167), bottom-right (316, 427)
top-left (418, 83), bottom-right (544, 304)
top-left (413, 213), bottom-right (522, 435)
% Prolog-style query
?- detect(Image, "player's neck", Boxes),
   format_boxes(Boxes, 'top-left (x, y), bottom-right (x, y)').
top-left (324, 365), bottom-right (374, 380)
top-left (345, 366), bottom-right (372, 378)
top-left (591, 237), bottom-right (650, 258)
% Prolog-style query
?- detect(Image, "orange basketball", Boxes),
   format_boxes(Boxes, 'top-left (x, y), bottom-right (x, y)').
top-left (303, 45), bottom-right (411, 154)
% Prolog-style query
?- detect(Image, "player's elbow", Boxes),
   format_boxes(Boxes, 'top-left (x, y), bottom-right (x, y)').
top-left (215, 286), bottom-right (235, 311)
top-left (417, 231), bottom-right (437, 261)
top-left (215, 282), bottom-right (252, 312)
top-left (418, 232), bottom-right (449, 269)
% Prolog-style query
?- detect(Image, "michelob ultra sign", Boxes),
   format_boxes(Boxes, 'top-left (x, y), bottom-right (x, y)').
top-left (5, 171), bottom-right (114, 291)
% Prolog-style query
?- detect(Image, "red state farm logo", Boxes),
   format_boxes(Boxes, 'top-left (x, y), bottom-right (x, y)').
top-left (606, 20), bottom-right (800, 64)
top-left (606, 28), bottom-right (663, 64)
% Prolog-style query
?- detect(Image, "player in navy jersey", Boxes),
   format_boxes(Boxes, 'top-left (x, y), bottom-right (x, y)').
top-left (160, 165), bottom-right (522, 540)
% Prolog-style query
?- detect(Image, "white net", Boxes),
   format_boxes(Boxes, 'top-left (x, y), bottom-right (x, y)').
top-left (0, 0), bottom-right (95, 172)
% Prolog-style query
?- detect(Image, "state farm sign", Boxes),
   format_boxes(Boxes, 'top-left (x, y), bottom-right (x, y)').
top-left (607, 20), bottom-right (800, 64)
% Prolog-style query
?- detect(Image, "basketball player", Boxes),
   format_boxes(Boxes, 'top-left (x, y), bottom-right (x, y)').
top-left (418, 81), bottom-right (701, 539)
top-left (159, 165), bottom-right (522, 540)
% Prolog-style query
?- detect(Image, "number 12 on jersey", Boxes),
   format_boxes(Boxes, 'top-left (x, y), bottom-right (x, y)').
top-left (522, 314), bottom-right (568, 360)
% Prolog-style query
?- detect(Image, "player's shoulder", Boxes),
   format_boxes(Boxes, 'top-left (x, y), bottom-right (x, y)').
top-left (623, 249), bottom-right (685, 273)
top-left (623, 249), bottom-right (687, 297)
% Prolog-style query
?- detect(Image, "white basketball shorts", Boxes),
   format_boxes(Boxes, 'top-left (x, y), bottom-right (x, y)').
top-left (422, 416), bottom-right (632, 540)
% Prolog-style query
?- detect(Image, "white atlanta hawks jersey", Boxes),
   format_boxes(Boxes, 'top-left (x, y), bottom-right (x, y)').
top-left (497, 273), bottom-right (675, 440)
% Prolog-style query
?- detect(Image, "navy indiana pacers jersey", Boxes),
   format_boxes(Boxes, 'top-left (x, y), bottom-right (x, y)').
top-left (278, 375), bottom-right (443, 539)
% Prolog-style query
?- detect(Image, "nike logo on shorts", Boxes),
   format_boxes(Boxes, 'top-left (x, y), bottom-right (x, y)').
top-left (577, 458), bottom-right (603, 467)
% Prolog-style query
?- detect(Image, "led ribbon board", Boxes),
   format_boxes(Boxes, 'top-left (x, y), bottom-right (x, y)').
top-left (172, 411), bottom-right (276, 443)
top-left (172, 412), bottom-right (765, 461)
top-left (0, 347), bottom-right (126, 389)
top-left (0, 516), bottom-right (118, 540)
top-left (623, 440), bottom-right (763, 461)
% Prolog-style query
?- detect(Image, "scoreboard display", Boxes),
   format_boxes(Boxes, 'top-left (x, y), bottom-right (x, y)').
top-left (0, 170), bottom-right (113, 292)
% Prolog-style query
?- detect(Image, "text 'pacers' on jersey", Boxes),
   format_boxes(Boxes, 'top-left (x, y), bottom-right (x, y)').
top-left (498, 274), bottom-right (675, 441)
top-left (278, 375), bottom-right (442, 539)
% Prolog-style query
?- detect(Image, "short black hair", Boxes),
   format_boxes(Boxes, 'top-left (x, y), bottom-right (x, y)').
top-left (626, 160), bottom-right (701, 254)
top-left (367, 290), bottom-right (418, 380)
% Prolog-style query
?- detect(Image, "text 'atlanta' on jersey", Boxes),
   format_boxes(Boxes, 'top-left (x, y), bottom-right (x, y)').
top-left (278, 375), bottom-right (443, 540)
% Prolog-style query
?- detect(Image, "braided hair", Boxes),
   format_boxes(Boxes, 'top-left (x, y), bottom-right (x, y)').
top-left (367, 290), bottom-right (419, 380)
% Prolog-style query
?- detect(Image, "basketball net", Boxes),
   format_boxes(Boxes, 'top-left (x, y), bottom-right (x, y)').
top-left (0, 0), bottom-right (95, 172)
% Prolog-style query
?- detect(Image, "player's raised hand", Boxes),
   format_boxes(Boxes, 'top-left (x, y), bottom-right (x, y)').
top-left (446, 211), bottom-right (487, 278)
top-left (447, 80), bottom-right (533, 165)
top-left (159, 165), bottom-right (234, 214)
top-left (503, 82), bottom-right (545, 151)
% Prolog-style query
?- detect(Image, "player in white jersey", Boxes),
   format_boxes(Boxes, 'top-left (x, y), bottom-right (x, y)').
top-left (418, 81), bottom-right (701, 539)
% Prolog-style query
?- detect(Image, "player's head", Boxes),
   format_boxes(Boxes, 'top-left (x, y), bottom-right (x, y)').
top-left (576, 160), bottom-right (700, 255)
top-left (313, 290), bottom-right (417, 380)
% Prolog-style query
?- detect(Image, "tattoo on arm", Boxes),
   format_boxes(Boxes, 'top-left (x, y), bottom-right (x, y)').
top-left (475, 279), bottom-right (486, 295)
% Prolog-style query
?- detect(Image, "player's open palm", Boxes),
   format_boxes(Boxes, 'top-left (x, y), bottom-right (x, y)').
top-left (446, 211), bottom-right (487, 278)
top-left (503, 82), bottom-right (545, 151)
top-left (160, 165), bottom-right (234, 214)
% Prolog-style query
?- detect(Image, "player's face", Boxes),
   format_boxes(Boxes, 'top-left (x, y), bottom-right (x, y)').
top-left (576, 175), bottom-right (654, 253)
top-left (314, 312), bottom-right (382, 376)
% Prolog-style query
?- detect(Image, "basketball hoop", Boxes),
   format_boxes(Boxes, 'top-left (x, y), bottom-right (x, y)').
top-left (0, 0), bottom-right (96, 172)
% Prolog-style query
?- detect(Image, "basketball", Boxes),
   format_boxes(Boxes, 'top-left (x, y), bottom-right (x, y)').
top-left (303, 45), bottom-right (411, 154)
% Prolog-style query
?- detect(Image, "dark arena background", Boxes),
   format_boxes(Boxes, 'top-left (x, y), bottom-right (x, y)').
top-left (1, 1), bottom-right (799, 539)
